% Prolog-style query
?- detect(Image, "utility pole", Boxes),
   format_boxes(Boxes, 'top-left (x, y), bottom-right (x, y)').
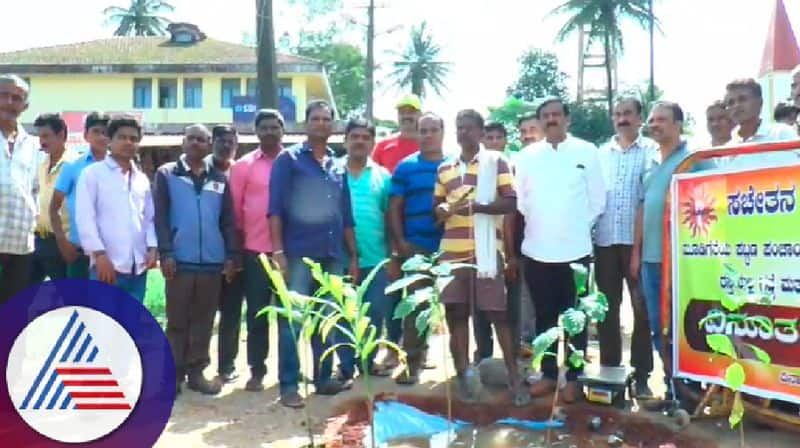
top-left (648, 0), bottom-right (655, 102)
top-left (366, 0), bottom-right (375, 120)
top-left (256, 0), bottom-right (278, 109)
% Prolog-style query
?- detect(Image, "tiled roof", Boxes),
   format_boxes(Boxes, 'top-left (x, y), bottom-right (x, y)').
top-left (0, 36), bottom-right (318, 67)
top-left (759, 0), bottom-right (800, 76)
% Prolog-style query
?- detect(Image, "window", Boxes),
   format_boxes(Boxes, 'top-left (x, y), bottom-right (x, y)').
top-left (183, 78), bottom-right (203, 108)
top-left (133, 78), bottom-right (152, 109)
top-left (246, 78), bottom-right (257, 98)
top-left (278, 79), bottom-right (292, 98)
top-left (221, 78), bottom-right (240, 108)
top-left (158, 79), bottom-right (177, 109)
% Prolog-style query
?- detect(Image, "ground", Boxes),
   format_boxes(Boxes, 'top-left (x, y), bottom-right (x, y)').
top-left (147, 274), bottom-right (799, 447)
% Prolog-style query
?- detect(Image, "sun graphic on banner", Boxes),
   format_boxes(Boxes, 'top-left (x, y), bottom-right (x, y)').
top-left (681, 185), bottom-right (718, 237)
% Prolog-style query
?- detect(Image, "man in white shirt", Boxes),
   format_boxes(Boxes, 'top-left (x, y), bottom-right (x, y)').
top-left (0, 74), bottom-right (38, 304)
top-left (76, 115), bottom-right (157, 302)
top-left (595, 98), bottom-right (656, 398)
top-left (724, 78), bottom-right (799, 168)
top-left (791, 64), bottom-right (800, 109)
top-left (515, 98), bottom-right (606, 402)
top-left (706, 100), bottom-right (734, 147)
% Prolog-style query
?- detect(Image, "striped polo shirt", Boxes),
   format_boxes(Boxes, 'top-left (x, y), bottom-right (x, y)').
top-left (346, 159), bottom-right (391, 268)
top-left (434, 151), bottom-right (515, 262)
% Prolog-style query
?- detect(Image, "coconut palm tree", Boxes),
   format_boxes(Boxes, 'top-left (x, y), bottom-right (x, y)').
top-left (104, 0), bottom-right (174, 36)
top-left (551, 0), bottom-right (656, 113)
top-left (389, 21), bottom-right (450, 99)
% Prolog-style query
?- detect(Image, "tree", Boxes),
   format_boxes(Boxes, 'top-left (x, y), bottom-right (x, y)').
top-left (506, 49), bottom-right (569, 102)
top-left (103, 0), bottom-right (174, 36)
top-left (488, 97), bottom-right (537, 153)
top-left (568, 102), bottom-right (615, 145)
top-left (295, 31), bottom-right (367, 118)
top-left (256, 0), bottom-right (278, 109)
top-left (620, 81), bottom-right (664, 120)
top-left (389, 21), bottom-right (450, 99)
top-left (551, 0), bottom-right (656, 113)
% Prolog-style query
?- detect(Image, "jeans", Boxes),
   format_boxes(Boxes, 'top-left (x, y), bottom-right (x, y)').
top-left (237, 252), bottom-right (275, 378)
top-left (30, 235), bottom-right (67, 284)
top-left (640, 262), bottom-right (663, 354)
top-left (279, 256), bottom-right (342, 394)
top-left (338, 266), bottom-right (398, 378)
top-left (217, 270), bottom-right (245, 376)
top-left (90, 268), bottom-right (147, 303)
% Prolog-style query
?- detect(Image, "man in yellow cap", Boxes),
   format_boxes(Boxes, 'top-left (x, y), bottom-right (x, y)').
top-left (372, 94), bottom-right (422, 173)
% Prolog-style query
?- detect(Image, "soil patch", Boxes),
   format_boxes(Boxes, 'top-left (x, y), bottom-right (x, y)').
top-left (324, 393), bottom-right (718, 448)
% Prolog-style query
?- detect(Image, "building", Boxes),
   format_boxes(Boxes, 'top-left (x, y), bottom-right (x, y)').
top-left (0, 23), bottom-right (338, 135)
top-left (757, 0), bottom-right (800, 123)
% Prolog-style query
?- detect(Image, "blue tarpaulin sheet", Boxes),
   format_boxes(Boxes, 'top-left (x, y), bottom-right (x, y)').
top-left (373, 401), bottom-right (564, 446)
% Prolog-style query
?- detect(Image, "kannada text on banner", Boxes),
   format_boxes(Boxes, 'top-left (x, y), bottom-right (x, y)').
top-left (671, 161), bottom-right (800, 404)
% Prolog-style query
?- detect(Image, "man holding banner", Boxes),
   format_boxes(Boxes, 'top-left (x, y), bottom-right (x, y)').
top-left (633, 102), bottom-right (714, 393)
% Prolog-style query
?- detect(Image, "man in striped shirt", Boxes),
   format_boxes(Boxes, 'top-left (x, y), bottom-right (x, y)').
top-left (433, 109), bottom-right (526, 405)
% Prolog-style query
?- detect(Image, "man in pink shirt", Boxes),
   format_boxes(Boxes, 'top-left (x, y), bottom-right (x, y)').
top-left (225, 109), bottom-right (284, 391)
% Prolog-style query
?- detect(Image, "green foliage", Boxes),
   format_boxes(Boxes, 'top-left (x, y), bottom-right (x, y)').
top-left (385, 253), bottom-right (469, 345)
top-left (531, 327), bottom-right (561, 370)
top-left (562, 308), bottom-right (587, 337)
top-left (390, 21), bottom-right (451, 98)
top-left (745, 344), bottom-right (771, 364)
top-left (724, 362), bottom-right (745, 391)
top-left (706, 334), bottom-right (737, 359)
top-left (529, 264), bottom-right (606, 378)
top-left (729, 391), bottom-right (744, 429)
top-left (487, 97), bottom-right (537, 153)
top-left (550, 0), bottom-right (658, 114)
top-left (506, 48), bottom-right (569, 102)
top-left (578, 292), bottom-right (609, 322)
top-left (104, 0), bottom-right (174, 36)
top-left (295, 30), bottom-right (366, 118)
top-left (568, 101), bottom-right (615, 145)
top-left (568, 350), bottom-right (586, 369)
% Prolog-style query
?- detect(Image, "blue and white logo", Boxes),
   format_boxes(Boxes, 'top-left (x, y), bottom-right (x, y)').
top-left (7, 306), bottom-right (142, 443)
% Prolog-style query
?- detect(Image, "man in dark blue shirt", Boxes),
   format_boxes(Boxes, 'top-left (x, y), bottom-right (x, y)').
top-left (268, 100), bottom-right (358, 408)
top-left (387, 112), bottom-right (448, 384)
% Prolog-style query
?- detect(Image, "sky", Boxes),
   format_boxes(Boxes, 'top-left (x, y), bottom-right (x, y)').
top-left (1, 0), bottom-right (798, 143)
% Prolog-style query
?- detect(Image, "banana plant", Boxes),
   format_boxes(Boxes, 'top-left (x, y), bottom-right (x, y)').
top-left (385, 252), bottom-right (474, 428)
top-left (256, 254), bottom-right (332, 447)
top-left (297, 258), bottom-right (407, 448)
top-left (528, 263), bottom-right (608, 429)
top-left (697, 264), bottom-right (773, 447)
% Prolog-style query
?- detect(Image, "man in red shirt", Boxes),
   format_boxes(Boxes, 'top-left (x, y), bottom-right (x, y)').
top-left (372, 94), bottom-right (422, 173)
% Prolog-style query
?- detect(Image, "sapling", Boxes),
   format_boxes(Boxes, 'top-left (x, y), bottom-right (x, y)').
top-left (528, 263), bottom-right (608, 445)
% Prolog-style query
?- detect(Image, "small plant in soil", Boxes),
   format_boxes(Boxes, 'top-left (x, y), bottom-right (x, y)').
top-left (386, 253), bottom-right (473, 429)
top-left (257, 255), bottom-right (333, 447)
top-left (307, 258), bottom-right (408, 448)
top-left (697, 263), bottom-right (773, 448)
top-left (527, 263), bottom-right (608, 443)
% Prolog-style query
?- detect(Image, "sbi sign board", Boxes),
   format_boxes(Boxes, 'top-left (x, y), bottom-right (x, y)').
top-left (232, 96), bottom-right (297, 125)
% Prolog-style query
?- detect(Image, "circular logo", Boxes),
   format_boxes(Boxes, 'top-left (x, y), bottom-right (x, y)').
top-left (0, 279), bottom-right (175, 447)
top-left (7, 306), bottom-right (143, 443)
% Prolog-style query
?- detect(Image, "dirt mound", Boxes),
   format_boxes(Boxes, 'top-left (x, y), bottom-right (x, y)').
top-left (324, 393), bottom-right (717, 448)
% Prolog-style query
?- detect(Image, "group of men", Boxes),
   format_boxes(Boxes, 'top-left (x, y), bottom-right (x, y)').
top-left (1, 66), bottom-right (799, 409)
